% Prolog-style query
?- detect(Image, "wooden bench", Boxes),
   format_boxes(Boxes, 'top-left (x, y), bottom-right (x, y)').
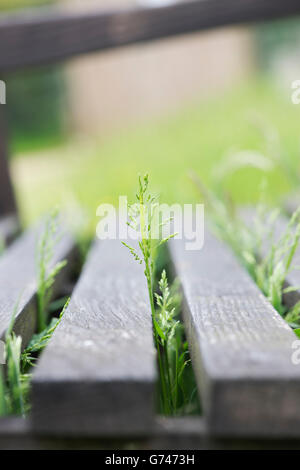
top-left (0, 223), bottom-right (300, 448)
top-left (1, 0), bottom-right (300, 449)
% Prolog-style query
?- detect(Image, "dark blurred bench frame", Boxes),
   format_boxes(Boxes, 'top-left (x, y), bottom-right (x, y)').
top-left (0, 0), bottom-right (300, 222)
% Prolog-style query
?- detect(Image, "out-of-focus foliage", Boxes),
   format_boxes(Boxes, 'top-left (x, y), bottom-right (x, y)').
top-left (0, 0), bottom-right (51, 11)
top-left (256, 17), bottom-right (300, 69)
top-left (0, 0), bottom-right (66, 154)
top-left (6, 68), bottom-right (66, 155)
top-left (13, 77), bottom-right (300, 229)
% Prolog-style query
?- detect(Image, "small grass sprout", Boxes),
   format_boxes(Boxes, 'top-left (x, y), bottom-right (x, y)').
top-left (122, 174), bottom-right (189, 415)
top-left (21, 298), bottom-right (70, 372)
top-left (36, 209), bottom-right (67, 332)
top-left (0, 210), bottom-right (70, 418)
top-left (255, 206), bottom-right (300, 317)
top-left (0, 296), bottom-right (70, 418)
top-left (155, 271), bottom-right (194, 414)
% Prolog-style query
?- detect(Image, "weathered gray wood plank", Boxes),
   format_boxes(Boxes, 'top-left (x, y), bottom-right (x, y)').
top-left (31, 239), bottom-right (156, 436)
top-left (0, 0), bottom-right (300, 71)
top-left (169, 231), bottom-right (300, 437)
top-left (0, 223), bottom-right (76, 348)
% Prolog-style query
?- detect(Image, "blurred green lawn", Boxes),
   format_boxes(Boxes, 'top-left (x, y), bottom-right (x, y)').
top-left (12, 77), bottom-right (300, 231)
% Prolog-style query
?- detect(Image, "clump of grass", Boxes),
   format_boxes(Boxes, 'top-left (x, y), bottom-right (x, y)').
top-left (155, 271), bottom-right (199, 414)
top-left (156, 271), bottom-right (181, 411)
top-left (36, 209), bottom-right (67, 332)
top-left (0, 211), bottom-right (70, 417)
top-left (122, 174), bottom-right (195, 415)
top-left (0, 303), bottom-right (27, 417)
top-left (253, 206), bottom-right (300, 317)
top-left (190, 170), bottom-right (300, 331)
top-left (21, 298), bottom-right (69, 372)
top-left (0, 296), bottom-right (69, 417)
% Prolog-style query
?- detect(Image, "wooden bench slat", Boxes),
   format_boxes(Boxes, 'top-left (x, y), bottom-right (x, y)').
top-left (31, 239), bottom-right (157, 436)
top-left (0, 0), bottom-right (300, 71)
top-left (169, 230), bottom-right (300, 437)
top-left (0, 224), bottom-right (76, 347)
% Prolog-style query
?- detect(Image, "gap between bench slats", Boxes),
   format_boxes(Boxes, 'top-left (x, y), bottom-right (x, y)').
top-left (31, 239), bottom-right (157, 436)
top-left (0, 223), bottom-right (76, 348)
top-left (169, 230), bottom-right (300, 438)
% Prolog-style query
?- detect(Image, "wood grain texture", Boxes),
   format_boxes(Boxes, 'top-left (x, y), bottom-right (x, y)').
top-left (0, 0), bottom-right (300, 70)
top-left (31, 239), bottom-right (157, 436)
top-left (0, 223), bottom-right (76, 348)
top-left (169, 231), bottom-right (300, 437)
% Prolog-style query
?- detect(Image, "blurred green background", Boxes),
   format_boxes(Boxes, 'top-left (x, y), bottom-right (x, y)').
top-left (1, 0), bottom-right (65, 153)
top-left (2, 1), bottom-right (300, 231)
